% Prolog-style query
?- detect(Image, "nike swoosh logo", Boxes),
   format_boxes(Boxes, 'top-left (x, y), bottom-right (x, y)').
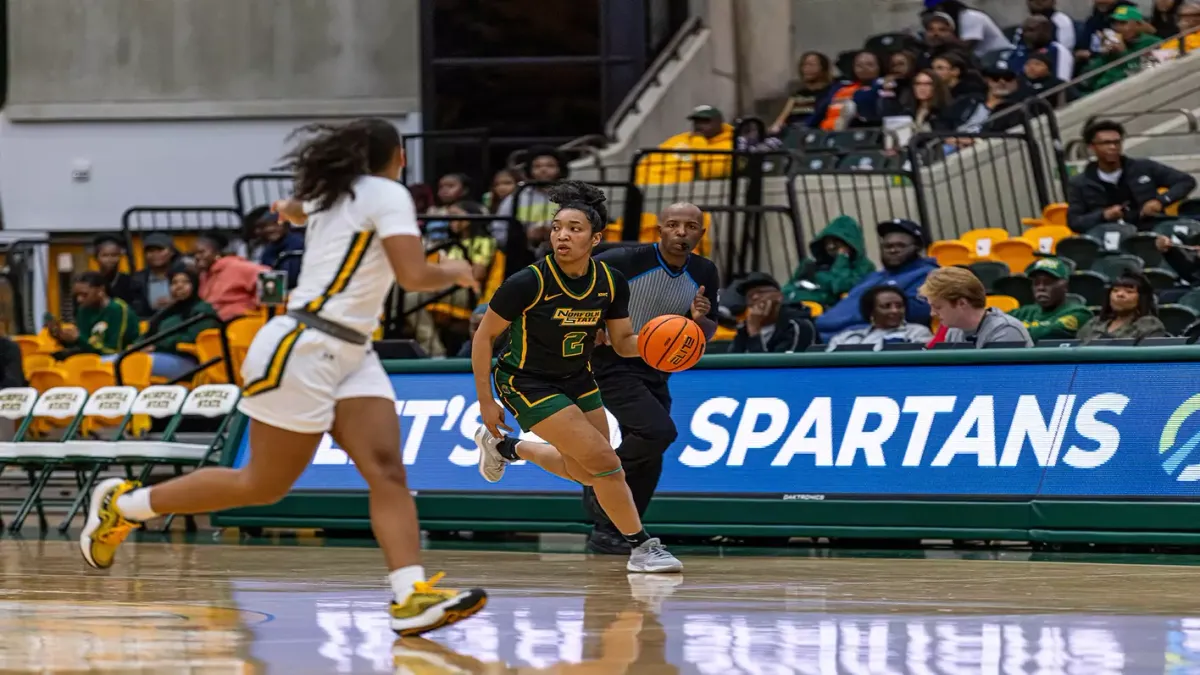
top-left (544, 293), bottom-right (563, 301)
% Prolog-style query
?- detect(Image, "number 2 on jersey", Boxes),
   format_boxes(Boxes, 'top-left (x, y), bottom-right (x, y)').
top-left (562, 331), bottom-right (588, 357)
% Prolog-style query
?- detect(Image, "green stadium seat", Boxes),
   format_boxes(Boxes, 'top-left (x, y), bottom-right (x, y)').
top-left (1055, 237), bottom-right (1103, 271)
top-left (991, 275), bottom-right (1035, 306)
top-left (1090, 253), bottom-right (1144, 280)
top-left (1144, 267), bottom-right (1180, 290)
top-left (1158, 304), bottom-right (1200, 336)
top-left (1068, 271), bottom-right (1110, 306)
top-left (968, 260), bottom-right (1011, 291)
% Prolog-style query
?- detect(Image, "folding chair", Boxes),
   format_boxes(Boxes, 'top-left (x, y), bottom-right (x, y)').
top-left (0, 387), bottom-right (40, 529)
top-left (54, 386), bottom-right (140, 531)
top-left (3, 386), bottom-right (89, 531)
top-left (113, 384), bottom-right (241, 532)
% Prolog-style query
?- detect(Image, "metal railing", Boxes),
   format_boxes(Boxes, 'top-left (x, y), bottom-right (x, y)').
top-left (605, 16), bottom-right (705, 141)
top-left (401, 128), bottom-right (491, 189)
top-left (234, 174), bottom-right (295, 216)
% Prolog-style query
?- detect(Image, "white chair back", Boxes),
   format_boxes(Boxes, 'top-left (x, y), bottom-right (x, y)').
top-left (181, 384), bottom-right (241, 418)
top-left (0, 388), bottom-right (38, 421)
top-left (130, 385), bottom-right (189, 418)
top-left (81, 386), bottom-right (138, 418)
top-left (31, 387), bottom-right (88, 420)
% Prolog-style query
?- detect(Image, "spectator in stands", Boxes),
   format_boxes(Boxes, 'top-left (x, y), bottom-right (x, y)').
top-left (498, 145), bottom-right (569, 251)
top-left (1157, 232), bottom-right (1200, 300)
top-left (816, 219), bottom-right (938, 340)
top-left (91, 234), bottom-right (139, 309)
top-left (807, 51), bottom-right (882, 131)
top-left (931, 52), bottom-right (987, 100)
top-left (1010, 15), bottom-right (1075, 82)
top-left (1066, 120), bottom-right (1197, 232)
top-left (435, 201), bottom-right (497, 353)
top-left (50, 272), bottom-right (141, 358)
top-left (1153, 0), bottom-right (1183, 38)
top-left (731, 273), bottom-right (816, 353)
top-left (1009, 258), bottom-right (1093, 340)
top-left (0, 319), bottom-right (26, 389)
top-left (1076, 271), bottom-right (1168, 342)
top-left (145, 268), bottom-right (219, 381)
top-left (484, 168), bottom-right (519, 214)
top-left (783, 215), bottom-right (875, 308)
top-left (193, 232), bottom-right (268, 321)
top-left (919, 267), bottom-right (1034, 347)
top-left (1162, 0), bottom-right (1200, 53)
top-left (1021, 50), bottom-right (1068, 98)
top-left (249, 207), bottom-right (305, 290)
top-left (1027, 0), bottom-right (1078, 51)
top-left (879, 69), bottom-right (955, 132)
top-left (955, 52), bottom-right (1037, 134)
top-left (769, 51), bottom-right (835, 135)
top-left (1079, 0), bottom-right (1138, 64)
top-left (1080, 5), bottom-right (1162, 92)
top-left (826, 286), bottom-right (934, 350)
top-left (635, 105), bottom-right (736, 185)
top-left (924, 0), bottom-right (1014, 58)
top-left (424, 172), bottom-right (473, 244)
top-left (408, 183), bottom-right (435, 215)
top-left (130, 232), bottom-right (182, 318)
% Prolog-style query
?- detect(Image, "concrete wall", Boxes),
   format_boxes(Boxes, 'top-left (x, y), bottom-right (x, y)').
top-left (6, 0), bottom-right (421, 120)
top-left (0, 115), bottom-right (420, 232)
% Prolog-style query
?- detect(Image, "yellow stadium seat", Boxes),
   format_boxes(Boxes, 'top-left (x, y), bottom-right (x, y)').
top-left (13, 335), bottom-right (40, 357)
top-left (23, 354), bottom-right (53, 372)
top-left (194, 329), bottom-right (230, 384)
top-left (637, 213), bottom-right (660, 243)
top-left (990, 239), bottom-right (1037, 273)
top-left (801, 300), bottom-right (824, 317)
top-left (79, 365), bottom-right (115, 394)
top-left (986, 294), bottom-right (1020, 313)
top-left (928, 240), bottom-right (974, 267)
top-left (959, 228), bottom-right (1009, 258)
top-left (1021, 203), bottom-right (1069, 229)
top-left (27, 366), bottom-right (67, 393)
top-left (227, 316), bottom-right (265, 349)
top-left (1021, 225), bottom-right (1073, 255)
top-left (118, 351), bottom-right (153, 389)
top-left (60, 353), bottom-right (103, 386)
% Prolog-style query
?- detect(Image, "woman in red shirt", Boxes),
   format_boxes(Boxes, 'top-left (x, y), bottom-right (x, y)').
top-left (193, 232), bottom-right (269, 321)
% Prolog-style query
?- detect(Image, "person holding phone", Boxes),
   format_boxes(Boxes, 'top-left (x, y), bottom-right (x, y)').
top-left (48, 272), bottom-right (141, 359)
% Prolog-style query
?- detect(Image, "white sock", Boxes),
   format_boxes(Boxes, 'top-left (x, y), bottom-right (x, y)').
top-left (389, 565), bottom-right (426, 603)
top-left (114, 488), bottom-right (158, 522)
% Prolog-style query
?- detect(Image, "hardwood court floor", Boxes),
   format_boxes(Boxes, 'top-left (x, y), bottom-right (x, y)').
top-left (2, 535), bottom-right (1200, 673)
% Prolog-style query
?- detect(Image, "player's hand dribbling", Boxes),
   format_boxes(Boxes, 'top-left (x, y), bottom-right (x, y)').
top-left (690, 285), bottom-right (711, 321)
top-left (480, 399), bottom-right (512, 438)
top-left (441, 259), bottom-right (481, 293)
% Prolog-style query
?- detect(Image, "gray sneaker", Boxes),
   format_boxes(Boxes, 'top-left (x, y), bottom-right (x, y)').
top-left (474, 426), bottom-right (508, 483)
top-left (626, 538), bottom-right (683, 573)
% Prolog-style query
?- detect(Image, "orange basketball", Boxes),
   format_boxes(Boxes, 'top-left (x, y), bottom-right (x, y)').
top-left (637, 315), bottom-right (706, 373)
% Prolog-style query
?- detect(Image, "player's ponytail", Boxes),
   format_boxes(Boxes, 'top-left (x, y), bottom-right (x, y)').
top-left (548, 180), bottom-right (608, 233)
top-left (280, 117), bottom-right (402, 214)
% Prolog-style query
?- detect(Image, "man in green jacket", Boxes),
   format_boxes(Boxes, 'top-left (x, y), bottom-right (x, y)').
top-left (51, 271), bottom-right (141, 357)
top-left (1009, 258), bottom-right (1092, 341)
top-left (783, 215), bottom-right (875, 308)
top-left (1081, 5), bottom-right (1161, 93)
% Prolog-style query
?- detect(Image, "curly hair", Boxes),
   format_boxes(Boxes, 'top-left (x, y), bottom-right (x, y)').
top-left (280, 118), bottom-right (402, 214)
top-left (547, 180), bottom-right (608, 233)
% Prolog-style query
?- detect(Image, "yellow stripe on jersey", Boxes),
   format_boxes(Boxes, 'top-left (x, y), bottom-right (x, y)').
top-left (545, 256), bottom-right (596, 300)
top-left (242, 325), bottom-right (306, 397)
top-left (600, 261), bottom-right (615, 297)
top-left (304, 231), bottom-right (374, 314)
top-left (518, 265), bottom-right (545, 370)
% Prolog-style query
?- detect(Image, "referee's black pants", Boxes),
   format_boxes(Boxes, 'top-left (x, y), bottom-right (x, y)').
top-left (583, 363), bottom-right (677, 535)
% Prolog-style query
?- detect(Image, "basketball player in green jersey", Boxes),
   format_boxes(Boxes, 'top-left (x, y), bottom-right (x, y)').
top-left (469, 180), bottom-right (682, 573)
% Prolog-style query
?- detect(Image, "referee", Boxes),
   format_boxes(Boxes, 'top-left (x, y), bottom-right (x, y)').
top-left (584, 202), bottom-right (719, 553)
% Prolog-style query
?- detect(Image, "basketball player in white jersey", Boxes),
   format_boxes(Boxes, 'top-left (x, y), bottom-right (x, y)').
top-left (78, 118), bottom-right (488, 636)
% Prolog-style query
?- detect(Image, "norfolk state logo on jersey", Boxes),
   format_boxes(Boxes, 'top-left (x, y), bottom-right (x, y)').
top-left (553, 308), bottom-right (603, 326)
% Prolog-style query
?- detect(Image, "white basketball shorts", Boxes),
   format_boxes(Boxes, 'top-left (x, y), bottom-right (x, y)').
top-left (236, 315), bottom-right (394, 434)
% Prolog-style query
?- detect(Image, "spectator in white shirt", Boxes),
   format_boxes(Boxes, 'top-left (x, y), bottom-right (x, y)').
top-left (1028, 0), bottom-right (1078, 51)
top-left (924, 0), bottom-right (1014, 57)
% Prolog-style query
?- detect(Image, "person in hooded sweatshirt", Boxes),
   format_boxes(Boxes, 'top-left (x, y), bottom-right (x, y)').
top-left (783, 215), bottom-right (876, 308)
top-left (815, 219), bottom-right (939, 341)
top-left (146, 267), bottom-right (221, 381)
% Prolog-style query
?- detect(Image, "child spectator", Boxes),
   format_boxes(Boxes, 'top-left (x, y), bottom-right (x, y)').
top-left (484, 168), bottom-right (518, 214)
top-left (193, 232), bottom-right (268, 321)
top-left (919, 267), bottom-right (1033, 347)
top-left (50, 272), bottom-right (141, 358)
top-left (1009, 258), bottom-right (1092, 340)
top-left (1021, 51), bottom-right (1068, 98)
top-left (92, 234), bottom-right (139, 309)
top-left (783, 215), bottom-right (875, 308)
top-left (825, 286), bottom-right (934, 350)
top-left (731, 273), bottom-right (817, 353)
top-left (1076, 271), bottom-right (1168, 342)
top-left (769, 51), bottom-right (835, 135)
top-left (145, 268), bottom-right (220, 381)
top-left (130, 232), bottom-right (182, 317)
top-left (1081, 5), bottom-right (1162, 92)
top-left (249, 206), bottom-right (305, 289)
top-left (424, 172), bottom-right (473, 244)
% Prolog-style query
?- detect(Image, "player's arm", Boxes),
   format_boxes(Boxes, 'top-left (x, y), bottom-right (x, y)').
top-left (472, 270), bottom-right (540, 436)
top-left (271, 198), bottom-right (309, 226)
top-left (603, 269), bottom-right (639, 358)
top-left (372, 183), bottom-right (480, 292)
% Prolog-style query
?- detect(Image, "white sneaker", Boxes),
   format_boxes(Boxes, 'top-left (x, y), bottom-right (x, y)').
top-left (474, 425), bottom-right (508, 483)
top-left (627, 538), bottom-right (683, 573)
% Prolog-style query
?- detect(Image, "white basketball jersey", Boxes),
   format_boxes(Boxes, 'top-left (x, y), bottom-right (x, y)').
top-left (287, 176), bottom-right (420, 335)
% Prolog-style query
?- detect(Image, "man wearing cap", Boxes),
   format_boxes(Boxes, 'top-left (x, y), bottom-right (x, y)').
top-left (1009, 258), bottom-right (1093, 341)
top-left (1081, 5), bottom-right (1161, 92)
top-left (815, 219), bottom-right (939, 341)
top-left (954, 51), bottom-right (1027, 133)
top-left (731, 272), bottom-right (816, 353)
top-left (922, 0), bottom-right (1013, 58)
top-left (636, 105), bottom-right (735, 184)
top-left (130, 232), bottom-right (183, 317)
top-left (1079, 0), bottom-right (1137, 64)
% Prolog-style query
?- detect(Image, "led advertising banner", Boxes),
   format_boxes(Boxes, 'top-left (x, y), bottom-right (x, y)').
top-left (228, 362), bottom-right (1200, 499)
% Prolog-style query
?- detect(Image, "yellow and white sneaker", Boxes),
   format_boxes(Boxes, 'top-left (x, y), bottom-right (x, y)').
top-left (390, 572), bottom-right (487, 636)
top-left (79, 478), bottom-right (143, 569)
